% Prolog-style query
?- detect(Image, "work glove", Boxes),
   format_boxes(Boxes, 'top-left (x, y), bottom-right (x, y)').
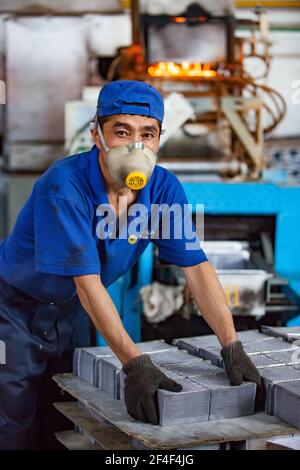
top-left (221, 340), bottom-right (261, 386)
top-left (122, 354), bottom-right (182, 425)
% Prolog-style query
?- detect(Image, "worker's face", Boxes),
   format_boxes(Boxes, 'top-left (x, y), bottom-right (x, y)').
top-left (91, 114), bottom-right (160, 156)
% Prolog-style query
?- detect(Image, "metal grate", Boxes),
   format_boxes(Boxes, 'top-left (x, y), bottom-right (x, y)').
top-left (244, 339), bottom-right (298, 354)
top-left (250, 353), bottom-right (282, 369)
top-left (260, 365), bottom-right (300, 415)
top-left (165, 360), bottom-right (224, 378)
top-left (191, 374), bottom-right (256, 420)
top-left (266, 350), bottom-right (300, 365)
top-left (274, 381), bottom-right (300, 428)
top-left (152, 350), bottom-right (201, 366)
top-left (236, 330), bottom-right (273, 344)
top-left (157, 376), bottom-right (210, 426)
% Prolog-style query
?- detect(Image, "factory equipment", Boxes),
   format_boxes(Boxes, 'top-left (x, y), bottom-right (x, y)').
top-left (93, 1), bottom-right (297, 342)
top-left (61, 1), bottom-right (299, 345)
top-left (114, 0), bottom-right (286, 180)
top-left (0, 1), bottom-right (297, 345)
top-left (146, 241), bottom-right (274, 320)
top-left (64, 0), bottom-right (286, 180)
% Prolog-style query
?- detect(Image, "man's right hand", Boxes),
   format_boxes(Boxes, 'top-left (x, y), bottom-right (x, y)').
top-left (122, 354), bottom-right (182, 425)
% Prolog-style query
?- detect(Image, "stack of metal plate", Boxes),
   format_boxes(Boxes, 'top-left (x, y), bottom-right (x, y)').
top-left (173, 334), bottom-right (223, 366)
top-left (119, 355), bottom-right (211, 401)
top-left (105, 342), bottom-right (181, 399)
top-left (172, 334), bottom-right (220, 351)
top-left (136, 340), bottom-right (176, 354)
top-left (243, 338), bottom-right (298, 355)
top-left (191, 373), bottom-right (257, 420)
top-left (259, 365), bottom-right (300, 414)
top-left (72, 332), bottom-right (300, 428)
top-left (260, 326), bottom-right (300, 343)
top-left (121, 364), bottom-right (256, 426)
top-left (157, 374), bottom-right (211, 426)
top-left (151, 350), bottom-right (201, 367)
top-left (172, 331), bottom-right (300, 416)
top-left (119, 369), bottom-right (127, 401)
top-left (236, 330), bottom-right (272, 344)
top-left (99, 355), bottom-right (123, 399)
top-left (128, 341), bottom-right (177, 361)
top-left (274, 381), bottom-right (300, 428)
top-left (73, 340), bottom-right (176, 389)
top-left (266, 349), bottom-right (300, 366)
top-left (73, 346), bottom-right (114, 387)
top-left (99, 346), bottom-right (199, 399)
top-left (173, 330), bottom-right (278, 367)
top-left (74, 336), bottom-right (260, 427)
top-left (248, 353), bottom-right (282, 369)
top-left (119, 366), bottom-right (212, 427)
top-left (164, 359), bottom-right (224, 378)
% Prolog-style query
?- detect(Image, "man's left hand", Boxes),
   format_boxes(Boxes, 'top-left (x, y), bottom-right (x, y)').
top-left (221, 340), bottom-right (261, 386)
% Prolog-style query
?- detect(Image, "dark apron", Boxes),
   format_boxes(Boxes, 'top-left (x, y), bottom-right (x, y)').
top-left (0, 276), bottom-right (81, 449)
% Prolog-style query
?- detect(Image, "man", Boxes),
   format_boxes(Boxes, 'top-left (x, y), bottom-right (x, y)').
top-left (0, 80), bottom-right (260, 449)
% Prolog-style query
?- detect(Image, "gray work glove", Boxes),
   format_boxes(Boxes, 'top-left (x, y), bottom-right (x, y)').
top-left (122, 354), bottom-right (182, 425)
top-left (221, 340), bottom-right (262, 386)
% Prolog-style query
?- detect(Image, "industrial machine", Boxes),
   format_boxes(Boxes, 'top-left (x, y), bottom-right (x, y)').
top-left (104, 0), bottom-right (300, 343)
top-left (1, 1), bottom-right (298, 345)
top-left (66, 1), bottom-right (287, 179)
top-left (115, 0), bottom-right (286, 180)
top-left (60, 1), bottom-right (300, 345)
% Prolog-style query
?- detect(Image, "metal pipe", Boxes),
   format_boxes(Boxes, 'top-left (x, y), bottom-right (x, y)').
top-left (131, 0), bottom-right (141, 45)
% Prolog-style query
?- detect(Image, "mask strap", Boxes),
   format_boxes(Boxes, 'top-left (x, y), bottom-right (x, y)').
top-left (97, 122), bottom-right (110, 153)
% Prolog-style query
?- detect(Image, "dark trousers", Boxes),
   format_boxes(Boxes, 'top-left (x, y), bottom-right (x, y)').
top-left (0, 277), bottom-right (83, 450)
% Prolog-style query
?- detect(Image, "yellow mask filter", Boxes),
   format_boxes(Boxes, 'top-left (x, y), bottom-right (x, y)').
top-left (103, 140), bottom-right (157, 190)
top-left (128, 234), bottom-right (138, 244)
top-left (125, 171), bottom-right (147, 190)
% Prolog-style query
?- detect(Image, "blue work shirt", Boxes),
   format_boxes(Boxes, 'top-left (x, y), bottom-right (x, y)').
top-left (0, 145), bottom-right (207, 304)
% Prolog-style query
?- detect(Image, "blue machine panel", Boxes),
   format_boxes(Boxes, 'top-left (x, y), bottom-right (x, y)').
top-left (97, 181), bottom-right (300, 344)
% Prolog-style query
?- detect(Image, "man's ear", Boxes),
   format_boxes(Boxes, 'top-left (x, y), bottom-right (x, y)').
top-left (90, 128), bottom-right (102, 150)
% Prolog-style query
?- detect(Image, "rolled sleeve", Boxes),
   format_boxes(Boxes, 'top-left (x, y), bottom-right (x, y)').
top-left (34, 197), bottom-right (100, 276)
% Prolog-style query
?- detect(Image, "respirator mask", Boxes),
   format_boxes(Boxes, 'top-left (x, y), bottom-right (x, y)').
top-left (92, 119), bottom-right (157, 191)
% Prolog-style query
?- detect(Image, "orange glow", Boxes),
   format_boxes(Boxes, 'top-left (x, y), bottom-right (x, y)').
top-left (173, 16), bottom-right (206, 23)
top-left (147, 62), bottom-right (217, 78)
top-left (174, 17), bottom-right (186, 23)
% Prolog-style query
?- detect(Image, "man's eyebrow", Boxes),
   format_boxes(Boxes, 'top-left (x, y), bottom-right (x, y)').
top-left (112, 122), bottom-right (159, 134)
top-left (141, 125), bottom-right (158, 134)
top-left (112, 122), bottom-right (132, 130)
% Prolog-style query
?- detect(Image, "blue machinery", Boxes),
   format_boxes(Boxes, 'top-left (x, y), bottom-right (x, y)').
top-left (97, 180), bottom-right (300, 345)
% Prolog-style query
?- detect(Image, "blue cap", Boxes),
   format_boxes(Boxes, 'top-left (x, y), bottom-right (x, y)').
top-left (97, 80), bottom-right (164, 123)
